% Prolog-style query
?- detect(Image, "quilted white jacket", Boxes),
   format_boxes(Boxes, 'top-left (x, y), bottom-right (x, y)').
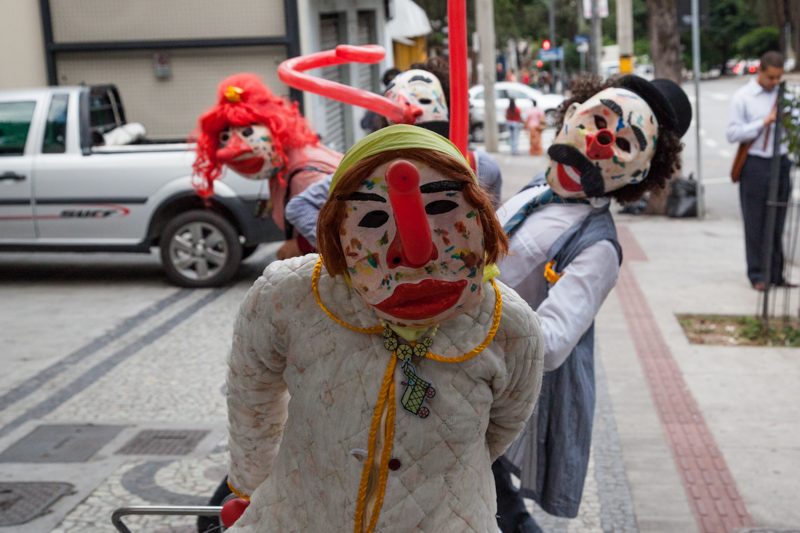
top-left (226, 255), bottom-right (544, 532)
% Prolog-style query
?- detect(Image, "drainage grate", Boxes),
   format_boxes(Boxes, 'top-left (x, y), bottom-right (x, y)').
top-left (116, 429), bottom-right (208, 455)
top-left (0, 424), bottom-right (124, 463)
top-left (0, 482), bottom-right (73, 526)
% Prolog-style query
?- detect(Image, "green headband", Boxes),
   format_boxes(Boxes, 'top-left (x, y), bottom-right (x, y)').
top-left (329, 124), bottom-right (473, 194)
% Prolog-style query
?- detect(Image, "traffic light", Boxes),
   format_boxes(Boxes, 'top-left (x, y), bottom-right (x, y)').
top-left (541, 39), bottom-right (552, 51)
top-left (536, 59), bottom-right (544, 68)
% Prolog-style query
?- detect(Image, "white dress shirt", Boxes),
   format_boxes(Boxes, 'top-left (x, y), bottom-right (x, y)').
top-left (496, 185), bottom-right (620, 372)
top-left (726, 78), bottom-right (787, 157)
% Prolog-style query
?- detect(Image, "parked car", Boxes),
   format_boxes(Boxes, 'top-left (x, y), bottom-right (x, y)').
top-left (0, 85), bottom-right (283, 287)
top-left (468, 82), bottom-right (565, 142)
top-left (729, 58), bottom-right (759, 76)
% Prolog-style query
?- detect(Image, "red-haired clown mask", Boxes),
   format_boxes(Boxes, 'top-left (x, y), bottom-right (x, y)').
top-left (546, 87), bottom-right (658, 198)
top-left (340, 160), bottom-right (484, 327)
top-left (384, 69), bottom-right (449, 125)
top-left (216, 124), bottom-right (284, 180)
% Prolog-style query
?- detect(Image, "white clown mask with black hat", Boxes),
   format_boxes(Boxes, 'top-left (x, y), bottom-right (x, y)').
top-left (546, 75), bottom-right (692, 199)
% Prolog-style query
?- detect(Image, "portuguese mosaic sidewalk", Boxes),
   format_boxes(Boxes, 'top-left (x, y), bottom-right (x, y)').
top-left (0, 145), bottom-right (797, 532)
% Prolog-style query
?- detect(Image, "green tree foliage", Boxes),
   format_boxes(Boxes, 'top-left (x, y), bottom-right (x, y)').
top-left (735, 27), bottom-right (781, 58)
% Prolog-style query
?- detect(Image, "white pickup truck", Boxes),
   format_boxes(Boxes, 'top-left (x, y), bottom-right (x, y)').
top-left (0, 84), bottom-right (283, 287)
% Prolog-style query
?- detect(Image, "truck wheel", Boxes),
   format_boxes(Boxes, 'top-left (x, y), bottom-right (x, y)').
top-left (160, 210), bottom-right (242, 288)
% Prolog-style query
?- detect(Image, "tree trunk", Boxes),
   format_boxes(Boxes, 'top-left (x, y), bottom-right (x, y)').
top-left (646, 0), bottom-right (682, 83)
top-left (789, 1), bottom-right (800, 70)
top-left (645, 0), bottom-right (682, 215)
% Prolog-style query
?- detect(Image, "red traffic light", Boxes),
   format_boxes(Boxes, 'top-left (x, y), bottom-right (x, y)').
top-left (541, 39), bottom-right (552, 51)
top-left (536, 60), bottom-right (544, 68)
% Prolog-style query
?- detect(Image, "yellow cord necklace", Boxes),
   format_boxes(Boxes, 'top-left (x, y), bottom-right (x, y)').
top-left (311, 256), bottom-right (502, 533)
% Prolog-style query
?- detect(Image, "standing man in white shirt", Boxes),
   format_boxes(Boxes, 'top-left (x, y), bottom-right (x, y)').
top-left (726, 50), bottom-right (792, 291)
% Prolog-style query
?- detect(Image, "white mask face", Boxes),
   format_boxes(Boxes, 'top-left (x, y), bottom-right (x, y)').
top-left (216, 124), bottom-right (283, 180)
top-left (546, 87), bottom-right (659, 198)
top-left (339, 159), bottom-right (484, 328)
top-left (384, 69), bottom-right (449, 124)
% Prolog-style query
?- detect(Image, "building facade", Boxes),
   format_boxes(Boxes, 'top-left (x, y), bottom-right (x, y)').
top-left (2, 0), bottom-right (393, 148)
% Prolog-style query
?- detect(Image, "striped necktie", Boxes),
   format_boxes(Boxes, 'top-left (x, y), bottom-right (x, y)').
top-left (503, 188), bottom-right (589, 238)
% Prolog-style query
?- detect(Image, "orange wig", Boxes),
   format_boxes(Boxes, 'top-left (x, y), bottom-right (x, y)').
top-left (192, 73), bottom-right (320, 197)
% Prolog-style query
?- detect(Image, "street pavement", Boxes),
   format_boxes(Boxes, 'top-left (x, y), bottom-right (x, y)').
top-left (1, 75), bottom-right (799, 532)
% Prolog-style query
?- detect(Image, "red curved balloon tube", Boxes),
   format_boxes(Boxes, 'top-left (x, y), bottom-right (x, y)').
top-left (278, 45), bottom-right (422, 125)
top-left (385, 160), bottom-right (434, 268)
top-left (448, 0), bottom-right (469, 157)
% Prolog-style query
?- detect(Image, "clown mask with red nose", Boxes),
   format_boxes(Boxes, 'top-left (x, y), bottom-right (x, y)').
top-left (546, 87), bottom-right (659, 198)
top-left (215, 124), bottom-right (284, 181)
top-left (318, 125), bottom-right (507, 330)
top-left (384, 69), bottom-right (449, 125)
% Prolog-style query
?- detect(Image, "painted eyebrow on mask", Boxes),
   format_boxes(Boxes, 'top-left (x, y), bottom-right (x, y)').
top-left (336, 191), bottom-right (387, 202)
top-left (600, 99), bottom-right (623, 117)
top-left (408, 75), bottom-right (434, 84)
top-left (420, 180), bottom-right (465, 193)
top-left (631, 125), bottom-right (648, 151)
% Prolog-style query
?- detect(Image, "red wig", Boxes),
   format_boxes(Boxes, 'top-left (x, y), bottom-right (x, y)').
top-left (192, 73), bottom-right (320, 197)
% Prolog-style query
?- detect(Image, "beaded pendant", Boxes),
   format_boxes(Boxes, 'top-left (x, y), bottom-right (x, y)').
top-left (382, 327), bottom-right (436, 418)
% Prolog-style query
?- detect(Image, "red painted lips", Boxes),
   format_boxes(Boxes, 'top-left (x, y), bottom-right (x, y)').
top-left (375, 279), bottom-right (467, 320)
top-left (229, 156), bottom-right (266, 175)
top-left (556, 163), bottom-right (584, 193)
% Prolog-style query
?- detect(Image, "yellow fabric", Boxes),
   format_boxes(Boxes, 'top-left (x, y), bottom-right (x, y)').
top-left (329, 124), bottom-right (474, 195)
top-left (392, 38), bottom-right (427, 71)
top-left (483, 263), bottom-right (500, 282)
top-left (544, 260), bottom-right (562, 284)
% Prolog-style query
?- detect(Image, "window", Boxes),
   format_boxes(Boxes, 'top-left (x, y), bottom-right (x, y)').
top-left (89, 88), bottom-right (122, 134)
top-left (507, 89), bottom-right (531, 100)
top-left (0, 101), bottom-right (36, 156)
top-left (43, 94), bottom-right (69, 154)
top-left (472, 88), bottom-right (484, 100)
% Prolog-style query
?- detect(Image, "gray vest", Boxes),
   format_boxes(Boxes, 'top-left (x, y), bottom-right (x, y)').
top-left (502, 202), bottom-right (622, 518)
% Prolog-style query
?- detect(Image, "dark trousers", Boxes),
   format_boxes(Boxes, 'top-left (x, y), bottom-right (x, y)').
top-left (739, 154), bottom-right (791, 285)
top-left (493, 459), bottom-right (531, 533)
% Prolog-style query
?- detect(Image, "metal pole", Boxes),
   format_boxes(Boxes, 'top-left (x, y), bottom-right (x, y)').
top-left (591, 0), bottom-right (602, 76)
top-left (549, 0), bottom-right (559, 92)
top-left (475, 0), bottom-right (498, 152)
top-left (762, 81), bottom-right (786, 325)
top-left (691, 0), bottom-right (704, 218)
top-left (617, 0), bottom-right (634, 74)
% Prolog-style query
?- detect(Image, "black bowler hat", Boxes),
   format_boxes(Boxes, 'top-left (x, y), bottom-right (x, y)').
top-left (617, 75), bottom-right (692, 138)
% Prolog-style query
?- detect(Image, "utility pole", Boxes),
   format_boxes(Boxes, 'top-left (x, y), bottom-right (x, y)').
top-left (591, 0), bottom-right (603, 75)
top-left (547, 0), bottom-right (558, 93)
top-left (475, 0), bottom-right (498, 152)
top-left (617, 0), bottom-right (634, 74)
top-left (691, 0), bottom-right (705, 218)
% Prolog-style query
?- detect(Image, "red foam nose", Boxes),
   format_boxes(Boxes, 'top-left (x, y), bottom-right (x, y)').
top-left (585, 129), bottom-right (615, 160)
top-left (216, 134), bottom-right (251, 163)
top-left (385, 160), bottom-right (435, 268)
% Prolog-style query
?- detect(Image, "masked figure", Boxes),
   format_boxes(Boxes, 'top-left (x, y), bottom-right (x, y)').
top-left (383, 69), bottom-right (449, 126)
top-left (493, 75), bottom-right (691, 532)
top-left (223, 125), bottom-right (544, 532)
top-left (283, 62), bottom-right (504, 253)
top-left (194, 73), bottom-right (341, 258)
